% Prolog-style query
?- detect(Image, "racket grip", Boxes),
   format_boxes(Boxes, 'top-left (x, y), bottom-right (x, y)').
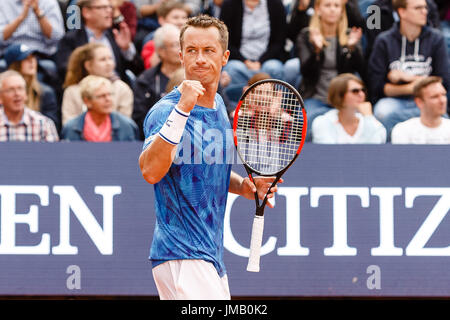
top-left (247, 215), bottom-right (265, 272)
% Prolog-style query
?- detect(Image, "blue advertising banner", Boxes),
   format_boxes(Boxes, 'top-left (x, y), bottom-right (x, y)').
top-left (0, 143), bottom-right (450, 297)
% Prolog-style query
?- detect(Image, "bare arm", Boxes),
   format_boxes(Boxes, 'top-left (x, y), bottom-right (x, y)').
top-left (3, 2), bottom-right (29, 40)
top-left (138, 80), bottom-right (205, 184)
top-left (384, 71), bottom-right (425, 97)
top-left (139, 136), bottom-right (178, 184)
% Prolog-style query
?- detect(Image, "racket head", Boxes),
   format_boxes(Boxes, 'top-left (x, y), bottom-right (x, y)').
top-left (233, 79), bottom-right (307, 176)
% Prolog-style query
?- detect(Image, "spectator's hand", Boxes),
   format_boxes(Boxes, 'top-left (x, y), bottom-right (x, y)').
top-left (244, 60), bottom-right (261, 71)
top-left (20, 0), bottom-right (32, 20)
top-left (347, 27), bottom-right (362, 49)
top-left (177, 80), bottom-right (206, 113)
top-left (29, 0), bottom-right (39, 12)
top-left (357, 102), bottom-right (373, 116)
top-left (113, 22), bottom-right (132, 51)
top-left (387, 69), bottom-right (408, 84)
top-left (309, 28), bottom-right (324, 53)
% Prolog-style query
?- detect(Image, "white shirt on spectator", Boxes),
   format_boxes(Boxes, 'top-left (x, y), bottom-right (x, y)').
top-left (391, 117), bottom-right (450, 144)
top-left (312, 109), bottom-right (387, 144)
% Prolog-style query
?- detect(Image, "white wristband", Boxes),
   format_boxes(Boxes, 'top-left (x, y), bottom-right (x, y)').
top-left (158, 105), bottom-right (190, 145)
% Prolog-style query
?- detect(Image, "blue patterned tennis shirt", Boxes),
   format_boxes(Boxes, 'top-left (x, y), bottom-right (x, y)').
top-left (142, 88), bottom-right (233, 277)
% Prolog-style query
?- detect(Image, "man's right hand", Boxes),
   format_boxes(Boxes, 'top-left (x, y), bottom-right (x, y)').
top-left (177, 80), bottom-right (206, 113)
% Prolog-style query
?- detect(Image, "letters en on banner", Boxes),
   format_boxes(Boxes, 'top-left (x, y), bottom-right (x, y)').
top-left (0, 143), bottom-right (449, 296)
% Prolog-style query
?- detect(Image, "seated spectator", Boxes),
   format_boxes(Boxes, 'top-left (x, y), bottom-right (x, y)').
top-left (364, 0), bottom-right (441, 59)
top-left (202, 0), bottom-right (224, 18)
top-left (61, 75), bottom-right (138, 141)
top-left (297, 0), bottom-right (365, 141)
top-left (285, 0), bottom-right (365, 87)
top-left (5, 43), bottom-right (60, 131)
top-left (220, 0), bottom-right (287, 88)
top-left (368, 0), bottom-right (450, 141)
top-left (0, 0), bottom-right (65, 83)
top-left (391, 76), bottom-right (450, 143)
top-left (55, 0), bottom-right (144, 87)
top-left (133, 24), bottom-right (181, 140)
top-left (141, 0), bottom-right (190, 69)
top-left (0, 70), bottom-right (59, 142)
top-left (228, 72), bottom-right (271, 120)
top-left (134, 0), bottom-right (198, 50)
top-left (112, 0), bottom-right (138, 40)
top-left (312, 73), bottom-right (386, 143)
top-left (62, 42), bottom-right (133, 126)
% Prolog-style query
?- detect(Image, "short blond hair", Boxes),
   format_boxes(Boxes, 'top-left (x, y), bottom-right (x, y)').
top-left (79, 75), bottom-right (112, 100)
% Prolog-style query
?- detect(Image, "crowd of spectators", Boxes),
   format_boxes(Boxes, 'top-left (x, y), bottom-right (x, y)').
top-left (0, 0), bottom-right (449, 143)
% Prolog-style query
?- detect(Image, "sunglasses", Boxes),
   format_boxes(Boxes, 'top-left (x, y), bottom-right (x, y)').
top-left (348, 87), bottom-right (366, 94)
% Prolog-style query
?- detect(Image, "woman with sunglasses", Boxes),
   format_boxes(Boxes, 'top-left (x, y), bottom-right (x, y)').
top-left (311, 73), bottom-right (386, 143)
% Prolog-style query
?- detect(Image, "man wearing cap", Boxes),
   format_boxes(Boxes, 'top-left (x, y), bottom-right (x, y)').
top-left (0, 70), bottom-right (59, 142)
top-left (0, 0), bottom-right (65, 75)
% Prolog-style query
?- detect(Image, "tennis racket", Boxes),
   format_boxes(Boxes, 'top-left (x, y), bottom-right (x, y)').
top-left (232, 79), bottom-right (307, 272)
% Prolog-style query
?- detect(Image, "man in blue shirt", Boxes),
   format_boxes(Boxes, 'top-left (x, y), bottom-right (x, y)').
top-left (139, 15), bottom-right (281, 300)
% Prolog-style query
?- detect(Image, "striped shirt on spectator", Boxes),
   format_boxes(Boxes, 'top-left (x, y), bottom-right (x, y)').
top-left (0, 106), bottom-right (59, 142)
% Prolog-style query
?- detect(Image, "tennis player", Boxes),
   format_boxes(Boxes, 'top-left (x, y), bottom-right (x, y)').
top-left (138, 15), bottom-right (282, 300)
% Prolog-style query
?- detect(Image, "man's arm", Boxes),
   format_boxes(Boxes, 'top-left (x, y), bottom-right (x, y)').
top-left (139, 136), bottom-right (178, 184)
top-left (139, 80), bottom-right (205, 184)
top-left (2, 2), bottom-right (29, 40)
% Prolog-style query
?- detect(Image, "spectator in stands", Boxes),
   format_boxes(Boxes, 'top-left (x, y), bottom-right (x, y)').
top-left (5, 43), bottom-right (60, 131)
top-left (61, 75), bottom-right (138, 141)
top-left (134, 0), bottom-right (198, 51)
top-left (285, 0), bottom-right (365, 87)
top-left (141, 0), bottom-right (190, 69)
top-left (312, 73), bottom-right (386, 143)
top-left (228, 71), bottom-right (271, 120)
top-left (364, 0), bottom-right (441, 59)
top-left (297, 0), bottom-right (365, 141)
top-left (368, 0), bottom-right (450, 140)
top-left (220, 0), bottom-right (287, 88)
top-left (391, 76), bottom-right (450, 143)
top-left (0, 70), bottom-right (59, 142)
top-left (112, 0), bottom-right (138, 40)
top-left (0, 0), bottom-right (65, 83)
top-left (62, 42), bottom-right (133, 126)
top-left (202, 0), bottom-right (224, 18)
top-left (133, 23), bottom-right (181, 140)
top-left (55, 0), bottom-right (144, 87)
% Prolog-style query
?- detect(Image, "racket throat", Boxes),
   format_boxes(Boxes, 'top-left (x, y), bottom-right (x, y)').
top-left (255, 205), bottom-right (266, 217)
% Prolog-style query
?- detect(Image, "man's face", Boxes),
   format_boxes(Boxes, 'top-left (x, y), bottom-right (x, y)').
top-left (0, 75), bottom-right (26, 115)
top-left (179, 26), bottom-right (229, 87)
top-left (84, 84), bottom-right (114, 115)
top-left (417, 82), bottom-right (448, 117)
top-left (399, 0), bottom-right (428, 27)
top-left (158, 27), bottom-right (181, 67)
top-left (83, 0), bottom-right (113, 31)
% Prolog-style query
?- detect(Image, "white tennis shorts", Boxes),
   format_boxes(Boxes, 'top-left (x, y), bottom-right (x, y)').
top-left (152, 259), bottom-right (231, 300)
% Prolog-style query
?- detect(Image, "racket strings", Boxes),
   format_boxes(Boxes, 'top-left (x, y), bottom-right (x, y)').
top-left (236, 82), bottom-right (304, 174)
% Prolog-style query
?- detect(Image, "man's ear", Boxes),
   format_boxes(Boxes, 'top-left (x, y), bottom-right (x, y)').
top-left (414, 96), bottom-right (424, 111)
top-left (222, 49), bottom-right (230, 67)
